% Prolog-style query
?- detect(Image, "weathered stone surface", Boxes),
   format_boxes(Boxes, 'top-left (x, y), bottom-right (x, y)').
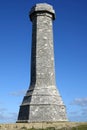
top-left (17, 3), bottom-right (67, 123)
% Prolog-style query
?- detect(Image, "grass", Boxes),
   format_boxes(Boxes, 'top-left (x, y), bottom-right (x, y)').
top-left (20, 125), bottom-right (87, 130)
top-left (20, 127), bottom-right (56, 130)
top-left (77, 124), bottom-right (87, 130)
top-left (0, 122), bottom-right (87, 130)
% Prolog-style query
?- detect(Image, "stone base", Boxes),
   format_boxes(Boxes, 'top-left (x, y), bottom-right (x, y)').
top-left (17, 104), bottom-right (67, 123)
top-left (17, 86), bottom-right (68, 122)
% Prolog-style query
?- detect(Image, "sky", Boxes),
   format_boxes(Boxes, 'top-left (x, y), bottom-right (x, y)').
top-left (0, 0), bottom-right (87, 123)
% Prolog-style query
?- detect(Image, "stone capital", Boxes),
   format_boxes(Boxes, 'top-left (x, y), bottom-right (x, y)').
top-left (29, 3), bottom-right (55, 21)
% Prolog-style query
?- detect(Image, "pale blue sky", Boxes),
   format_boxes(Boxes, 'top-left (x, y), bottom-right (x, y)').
top-left (0, 0), bottom-right (87, 123)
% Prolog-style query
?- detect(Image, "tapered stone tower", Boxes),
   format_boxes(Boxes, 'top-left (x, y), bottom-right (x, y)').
top-left (17, 3), bottom-right (67, 122)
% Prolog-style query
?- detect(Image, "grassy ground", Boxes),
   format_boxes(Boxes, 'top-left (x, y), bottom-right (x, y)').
top-left (20, 124), bottom-right (87, 130)
top-left (0, 122), bottom-right (87, 130)
top-left (17, 124), bottom-right (87, 130)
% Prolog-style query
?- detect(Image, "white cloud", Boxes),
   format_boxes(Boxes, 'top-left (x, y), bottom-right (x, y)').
top-left (71, 98), bottom-right (87, 107)
top-left (69, 111), bottom-right (79, 115)
top-left (69, 114), bottom-right (87, 122)
top-left (69, 97), bottom-right (87, 121)
top-left (81, 108), bottom-right (87, 115)
top-left (0, 113), bottom-right (5, 120)
top-left (68, 109), bottom-right (87, 122)
top-left (0, 108), bottom-right (7, 112)
top-left (7, 112), bottom-right (17, 122)
top-left (0, 111), bottom-right (17, 123)
top-left (9, 90), bottom-right (26, 96)
top-left (0, 107), bottom-right (17, 123)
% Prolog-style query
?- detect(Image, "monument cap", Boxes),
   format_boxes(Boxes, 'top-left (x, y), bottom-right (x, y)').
top-left (29, 3), bottom-right (55, 21)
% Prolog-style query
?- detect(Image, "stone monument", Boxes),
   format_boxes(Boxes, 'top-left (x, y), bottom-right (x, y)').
top-left (17, 3), bottom-right (67, 122)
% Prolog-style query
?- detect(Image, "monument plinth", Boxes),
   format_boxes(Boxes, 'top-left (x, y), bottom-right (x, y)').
top-left (17, 3), bottom-right (67, 122)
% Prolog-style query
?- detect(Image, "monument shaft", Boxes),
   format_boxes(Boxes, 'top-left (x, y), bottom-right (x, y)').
top-left (30, 6), bottom-right (55, 87)
top-left (17, 3), bottom-right (67, 122)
